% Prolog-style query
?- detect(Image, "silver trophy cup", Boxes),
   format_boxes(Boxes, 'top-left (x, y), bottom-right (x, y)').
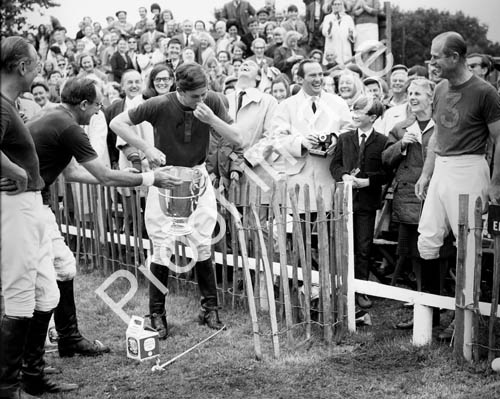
top-left (157, 166), bottom-right (207, 235)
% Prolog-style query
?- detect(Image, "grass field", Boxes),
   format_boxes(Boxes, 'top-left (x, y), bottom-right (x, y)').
top-left (42, 270), bottom-right (500, 399)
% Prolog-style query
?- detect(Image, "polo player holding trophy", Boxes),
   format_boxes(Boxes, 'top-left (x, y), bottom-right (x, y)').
top-left (110, 63), bottom-right (244, 338)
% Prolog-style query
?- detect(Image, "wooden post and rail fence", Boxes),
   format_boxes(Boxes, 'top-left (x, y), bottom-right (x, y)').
top-left (49, 179), bottom-right (500, 364)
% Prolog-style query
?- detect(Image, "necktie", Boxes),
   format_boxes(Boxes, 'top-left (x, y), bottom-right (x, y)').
top-left (311, 97), bottom-right (317, 114)
top-left (236, 91), bottom-right (246, 115)
top-left (358, 133), bottom-right (366, 168)
top-left (185, 35), bottom-right (189, 47)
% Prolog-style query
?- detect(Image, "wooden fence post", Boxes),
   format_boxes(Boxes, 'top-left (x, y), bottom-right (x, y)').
top-left (489, 225), bottom-right (500, 363)
top-left (272, 198), bottom-right (294, 345)
top-left (454, 194), bottom-right (469, 362)
top-left (343, 182), bottom-right (356, 332)
top-left (334, 185), bottom-right (345, 343)
top-left (289, 185), bottom-right (312, 340)
top-left (317, 186), bottom-right (332, 343)
top-left (472, 197), bottom-right (483, 362)
top-left (250, 203), bottom-right (280, 359)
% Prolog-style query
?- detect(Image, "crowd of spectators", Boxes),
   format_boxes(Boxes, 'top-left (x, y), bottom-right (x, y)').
top-left (14, 0), bottom-right (500, 331)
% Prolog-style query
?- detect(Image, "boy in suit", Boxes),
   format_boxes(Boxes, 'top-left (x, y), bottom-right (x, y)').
top-left (330, 95), bottom-right (389, 308)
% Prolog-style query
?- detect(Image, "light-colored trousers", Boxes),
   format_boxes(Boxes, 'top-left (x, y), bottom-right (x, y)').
top-left (418, 155), bottom-right (489, 260)
top-left (1, 192), bottom-right (59, 317)
top-left (146, 165), bottom-right (217, 268)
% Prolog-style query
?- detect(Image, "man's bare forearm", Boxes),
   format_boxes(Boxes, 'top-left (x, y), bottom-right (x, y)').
top-left (110, 112), bottom-right (152, 153)
top-left (421, 133), bottom-right (436, 179)
top-left (209, 117), bottom-right (243, 147)
top-left (0, 151), bottom-right (26, 180)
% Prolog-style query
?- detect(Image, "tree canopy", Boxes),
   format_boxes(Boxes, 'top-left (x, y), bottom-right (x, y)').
top-left (1, 0), bottom-right (60, 37)
top-left (390, 7), bottom-right (500, 67)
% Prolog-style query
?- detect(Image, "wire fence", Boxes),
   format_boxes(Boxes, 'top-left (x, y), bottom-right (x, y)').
top-left (49, 180), bottom-right (500, 363)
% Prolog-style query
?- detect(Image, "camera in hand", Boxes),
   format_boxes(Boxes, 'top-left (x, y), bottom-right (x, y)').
top-left (309, 132), bottom-right (337, 157)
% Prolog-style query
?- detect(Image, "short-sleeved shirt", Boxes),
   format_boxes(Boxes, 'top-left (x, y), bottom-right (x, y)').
top-left (0, 93), bottom-right (44, 191)
top-left (433, 74), bottom-right (500, 156)
top-left (128, 91), bottom-right (233, 167)
top-left (27, 106), bottom-right (98, 201)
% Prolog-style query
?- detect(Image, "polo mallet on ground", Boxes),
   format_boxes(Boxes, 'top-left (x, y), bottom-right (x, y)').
top-left (151, 325), bottom-right (226, 372)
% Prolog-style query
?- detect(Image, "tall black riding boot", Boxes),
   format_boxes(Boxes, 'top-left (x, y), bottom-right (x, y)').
top-left (54, 279), bottom-right (110, 357)
top-left (21, 310), bottom-right (78, 396)
top-left (0, 315), bottom-right (39, 399)
top-left (421, 258), bottom-right (441, 327)
top-left (148, 262), bottom-right (169, 339)
top-left (196, 259), bottom-right (224, 330)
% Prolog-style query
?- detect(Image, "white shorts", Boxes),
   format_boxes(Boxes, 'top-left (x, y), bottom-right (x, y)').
top-left (145, 164), bottom-right (217, 267)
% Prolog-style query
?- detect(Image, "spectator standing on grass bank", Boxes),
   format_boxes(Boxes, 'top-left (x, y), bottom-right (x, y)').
top-left (322, 0), bottom-right (356, 67)
top-left (382, 78), bottom-right (436, 328)
top-left (352, 0), bottom-right (380, 53)
top-left (110, 63), bottom-right (244, 337)
top-left (274, 31), bottom-right (306, 82)
top-left (330, 96), bottom-right (389, 309)
top-left (221, 0), bottom-right (257, 35)
top-left (0, 35), bottom-right (78, 399)
top-left (104, 69), bottom-right (145, 170)
top-left (303, 0), bottom-right (327, 50)
top-left (415, 32), bottom-right (500, 338)
top-left (281, 4), bottom-right (309, 48)
top-left (388, 65), bottom-right (409, 107)
top-left (466, 53), bottom-right (492, 81)
top-left (112, 10), bottom-right (134, 38)
top-left (110, 36), bottom-right (134, 83)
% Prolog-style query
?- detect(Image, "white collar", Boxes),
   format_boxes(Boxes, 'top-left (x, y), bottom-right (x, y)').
top-left (301, 90), bottom-right (322, 102)
top-left (358, 127), bottom-right (373, 140)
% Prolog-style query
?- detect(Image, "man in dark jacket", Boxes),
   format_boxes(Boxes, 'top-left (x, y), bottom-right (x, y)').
top-left (220, 0), bottom-right (256, 35)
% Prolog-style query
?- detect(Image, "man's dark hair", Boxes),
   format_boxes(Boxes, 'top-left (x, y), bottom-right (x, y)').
top-left (296, 59), bottom-right (318, 79)
top-left (247, 16), bottom-right (257, 27)
top-left (144, 64), bottom-right (174, 99)
top-left (47, 70), bottom-right (63, 80)
top-left (168, 38), bottom-right (182, 48)
top-left (61, 77), bottom-right (97, 105)
top-left (408, 65), bottom-right (428, 78)
top-left (1, 36), bottom-right (34, 72)
top-left (175, 63), bottom-right (207, 92)
top-left (287, 5), bottom-right (298, 13)
top-left (353, 95), bottom-right (385, 119)
top-left (467, 53), bottom-right (492, 70)
top-left (150, 3), bottom-right (161, 12)
top-left (31, 81), bottom-right (49, 93)
top-left (226, 19), bottom-right (239, 32)
top-left (79, 53), bottom-right (97, 68)
top-left (49, 45), bottom-right (62, 55)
